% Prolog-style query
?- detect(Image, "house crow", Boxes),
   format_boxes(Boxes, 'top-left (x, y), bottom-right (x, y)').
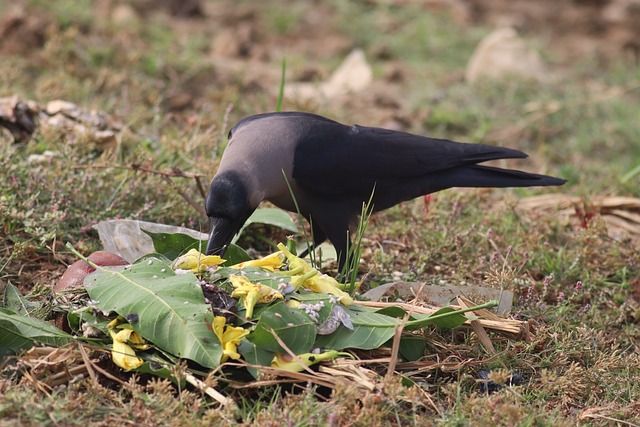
top-left (205, 112), bottom-right (565, 269)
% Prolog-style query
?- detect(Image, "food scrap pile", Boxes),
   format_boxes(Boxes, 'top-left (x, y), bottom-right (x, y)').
top-left (1, 234), bottom-right (526, 403)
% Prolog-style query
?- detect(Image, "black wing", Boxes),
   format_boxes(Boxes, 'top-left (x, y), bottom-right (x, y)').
top-left (292, 123), bottom-right (528, 198)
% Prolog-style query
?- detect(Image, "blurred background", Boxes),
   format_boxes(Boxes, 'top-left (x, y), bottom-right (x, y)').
top-left (1, 0), bottom-right (638, 283)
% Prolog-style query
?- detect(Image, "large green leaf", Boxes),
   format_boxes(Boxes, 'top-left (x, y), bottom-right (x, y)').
top-left (2, 283), bottom-right (40, 315)
top-left (0, 308), bottom-right (74, 356)
top-left (406, 307), bottom-right (468, 329)
top-left (238, 340), bottom-right (274, 379)
top-left (399, 336), bottom-right (428, 361)
top-left (221, 244), bottom-right (252, 265)
top-left (240, 208), bottom-right (299, 236)
top-left (289, 293), bottom-right (335, 325)
top-left (83, 257), bottom-right (222, 368)
top-left (142, 230), bottom-right (206, 260)
top-left (314, 306), bottom-right (398, 350)
top-left (375, 306), bottom-right (468, 330)
top-left (248, 301), bottom-right (316, 354)
top-left (315, 302), bottom-right (496, 350)
top-left (143, 229), bottom-right (251, 266)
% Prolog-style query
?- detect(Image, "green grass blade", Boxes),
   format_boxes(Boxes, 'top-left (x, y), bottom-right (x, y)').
top-left (275, 58), bottom-right (286, 112)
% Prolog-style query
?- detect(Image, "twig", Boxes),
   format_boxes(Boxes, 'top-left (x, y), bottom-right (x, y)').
top-left (84, 355), bottom-right (128, 386)
top-left (185, 373), bottom-right (232, 406)
top-left (387, 283), bottom-right (425, 378)
top-left (73, 163), bottom-right (205, 179)
top-left (161, 175), bottom-right (207, 219)
top-left (194, 175), bottom-right (207, 199)
top-left (457, 296), bottom-right (496, 354)
top-left (354, 300), bottom-right (523, 335)
top-left (386, 313), bottom-right (409, 379)
top-left (268, 326), bottom-right (317, 375)
top-left (48, 364), bottom-right (90, 386)
top-left (73, 163), bottom-right (208, 219)
top-left (580, 414), bottom-right (639, 427)
top-left (77, 343), bottom-right (99, 385)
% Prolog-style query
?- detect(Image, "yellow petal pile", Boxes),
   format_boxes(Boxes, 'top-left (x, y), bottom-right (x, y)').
top-left (230, 274), bottom-right (283, 319)
top-left (271, 350), bottom-right (343, 372)
top-left (212, 316), bottom-right (250, 363)
top-left (171, 248), bottom-right (225, 272)
top-left (276, 243), bottom-right (354, 305)
top-left (230, 251), bottom-right (286, 271)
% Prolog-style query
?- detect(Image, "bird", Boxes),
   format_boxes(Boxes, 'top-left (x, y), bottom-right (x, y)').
top-left (205, 112), bottom-right (566, 271)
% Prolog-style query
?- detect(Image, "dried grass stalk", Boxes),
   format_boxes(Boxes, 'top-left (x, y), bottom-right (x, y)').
top-left (515, 193), bottom-right (640, 243)
top-left (354, 300), bottom-right (525, 337)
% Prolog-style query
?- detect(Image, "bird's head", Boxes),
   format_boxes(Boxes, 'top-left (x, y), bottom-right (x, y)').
top-left (205, 171), bottom-right (258, 257)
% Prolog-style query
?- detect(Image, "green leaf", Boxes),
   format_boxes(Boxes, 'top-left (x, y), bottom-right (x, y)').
top-left (0, 308), bottom-right (74, 356)
top-left (3, 283), bottom-right (40, 315)
top-left (135, 352), bottom-right (184, 384)
top-left (290, 293), bottom-right (336, 324)
top-left (315, 301), bottom-right (496, 351)
top-left (378, 302), bottom-right (495, 330)
top-left (399, 336), bottom-right (427, 361)
top-left (83, 257), bottom-right (222, 368)
top-left (236, 208), bottom-right (299, 241)
top-left (314, 306), bottom-right (398, 350)
top-left (134, 252), bottom-right (172, 264)
top-left (238, 340), bottom-right (274, 379)
top-left (375, 306), bottom-right (415, 320)
top-left (143, 209), bottom-right (296, 261)
top-left (248, 301), bottom-right (316, 354)
top-left (221, 243), bottom-right (252, 266)
top-left (408, 306), bottom-right (468, 329)
top-left (70, 308), bottom-right (112, 335)
top-left (275, 58), bottom-right (286, 112)
top-left (136, 361), bottom-right (176, 382)
top-left (142, 230), bottom-right (205, 260)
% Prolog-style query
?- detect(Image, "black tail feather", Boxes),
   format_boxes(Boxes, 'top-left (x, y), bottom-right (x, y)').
top-left (443, 165), bottom-right (567, 188)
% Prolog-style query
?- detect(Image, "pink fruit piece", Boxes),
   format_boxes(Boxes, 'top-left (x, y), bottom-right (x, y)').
top-left (54, 251), bottom-right (128, 293)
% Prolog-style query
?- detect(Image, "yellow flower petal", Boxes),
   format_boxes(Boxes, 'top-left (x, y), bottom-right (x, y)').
top-left (229, 275), bottom-right (283, 319)
top-left (171, 248), bottom-right (225, 272)
top-left (277, 243), bottom-right (314, 276)
top-left (127, 330), bottom-right (151, 350)
top-left (271, 350), bottom-right (342, 372)
top-left (109, 329), bottom-right (144, 370)
top-left (107, 317), bottom-right (121, 330)
top-left (213, 316), bottom-right (250, 363)
top-left (306, 275), bottom-right (354, 306)
top-left (275, 243), bottom-right (353, 305)
top-left (286, 299), bottom-right (301, 309)
top-left (230, 251), bottom-right (285, 271)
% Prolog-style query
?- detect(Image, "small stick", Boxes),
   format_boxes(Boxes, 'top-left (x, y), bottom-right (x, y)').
top-left (185, 373), bottom-right (231, 406)
top-left (74, 163), bottom-right (208, 218)
top-left (72, 163), bottom-right (205, 179)
top-left (387, 283), bottom-right (425, 378)
top-left (161, 175), bottom-right (207, 219)
top-left (194, 175), bottom-right (207, 199)
top-left (77, 344), bottom-right (99, 385)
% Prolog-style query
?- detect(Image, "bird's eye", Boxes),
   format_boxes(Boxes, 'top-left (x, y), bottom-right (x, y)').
top-left (227, 129), bottom-right (233, 140)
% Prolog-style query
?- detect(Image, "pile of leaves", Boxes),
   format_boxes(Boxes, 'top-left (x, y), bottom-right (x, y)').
top-left (1, 232), bottom-right (512, 405)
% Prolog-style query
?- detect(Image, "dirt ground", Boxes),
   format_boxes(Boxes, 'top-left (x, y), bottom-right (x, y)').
top-left (2, 0), bottom-right (639, 109)
top-left (465, 0), bottom-right (640, 62)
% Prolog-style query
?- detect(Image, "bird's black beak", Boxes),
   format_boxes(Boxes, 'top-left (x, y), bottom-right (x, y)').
top-left (205, 217), bottom-right (238, 257)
